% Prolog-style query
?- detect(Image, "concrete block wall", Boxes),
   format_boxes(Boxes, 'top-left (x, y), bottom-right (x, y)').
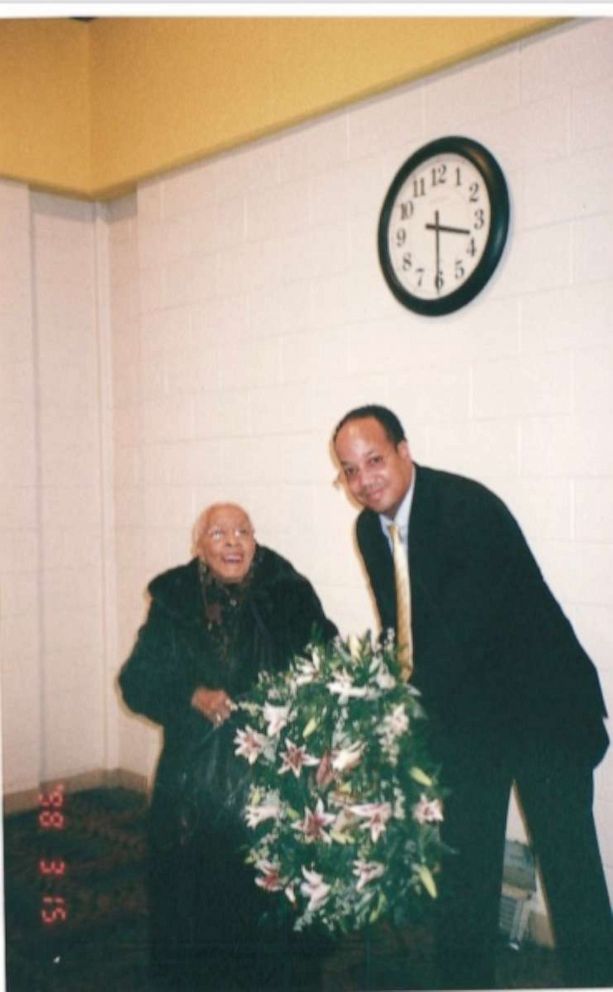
top-left (0, 180), bottom-right (41, 794)
top-left (0, 187), bottom-right (106, 796)
top-left (1, 18), bottom-right (612, 911)
top-left (108, 20), bottom-right (613, 897)
top-left (32, 194), bottom-right (107, 782)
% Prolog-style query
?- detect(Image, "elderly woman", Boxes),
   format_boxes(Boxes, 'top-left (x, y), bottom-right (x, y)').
top-left (119, 503), bottom-right (337, 991)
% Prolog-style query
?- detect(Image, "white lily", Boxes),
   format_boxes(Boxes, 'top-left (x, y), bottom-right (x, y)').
top-left (331, 741), bottom-right (364, 773)
top-left (373, 666), bottom-right (396, 690)
top-left (349, 801), bottom-right (393, 842)
top-left (279, 739), bottom-right (319, 778)
top-left (300, 867), bottom-right (331, 912)
top-left (412, 795), bottom-right (444, 825)
top-left (292, 799), bottom-right (336, 843)
top-left (330, 805), bottom-right (358, 843)
top-left (234, 726), bottom-right (267, 765)
top-left (382, 703), bottom-right (409, 737)
top-left (327, 670), bottom-right (371, 704)
top-left (294, 652), bottom-right (321, 685)
top-left (263, 702), bottom-right (290, 736)
top-left (245, 795), bottom-right (281, 828)
top-left (255, 859), bottom-right (284, 892)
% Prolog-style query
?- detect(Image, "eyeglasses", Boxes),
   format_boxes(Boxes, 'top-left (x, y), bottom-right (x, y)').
top-left (333, 452), bottom-right (388, 488)
top-left (205, 527), bottom-right (253, 543)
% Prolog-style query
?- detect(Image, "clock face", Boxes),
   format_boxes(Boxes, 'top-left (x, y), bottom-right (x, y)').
top-left (378, 137), bottom-right (509, 316)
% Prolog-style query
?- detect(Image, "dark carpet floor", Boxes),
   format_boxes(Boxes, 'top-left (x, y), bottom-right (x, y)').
top-left (3, 787), bottom-right (563, 992)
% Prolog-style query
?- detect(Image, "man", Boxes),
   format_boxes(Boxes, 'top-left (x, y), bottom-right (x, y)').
top-left (333, 404), bottom-right (612, 989)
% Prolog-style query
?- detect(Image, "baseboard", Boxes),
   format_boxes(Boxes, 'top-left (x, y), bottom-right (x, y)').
top-left (3, 786), bottom-right (40, 816)
top-left (104, 767), bottom-right (150, 794)
top-left (3, 767), bottom-right (149, 815)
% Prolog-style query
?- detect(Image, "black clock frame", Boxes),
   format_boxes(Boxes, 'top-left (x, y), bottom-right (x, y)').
top-left (377, 135), bottom-right (510, 317)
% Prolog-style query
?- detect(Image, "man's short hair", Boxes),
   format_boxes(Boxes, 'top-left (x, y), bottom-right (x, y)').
top-left (333, 404), bottom-right (407, 446)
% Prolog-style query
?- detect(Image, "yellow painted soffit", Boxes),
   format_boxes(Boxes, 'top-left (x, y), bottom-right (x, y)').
top-left (0, 19), bottom-right (91, 198)
top-left (1, 16), bottom-right (564, 200)
top-left (91, 17), bottom-right (563, 201)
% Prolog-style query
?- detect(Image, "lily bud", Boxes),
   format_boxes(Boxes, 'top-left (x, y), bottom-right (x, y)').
top-left (347, 633), bottom-right (361, 661)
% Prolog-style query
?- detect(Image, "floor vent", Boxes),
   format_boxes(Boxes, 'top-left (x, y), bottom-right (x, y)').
top-left (499, 840), bottom-right (537, 949)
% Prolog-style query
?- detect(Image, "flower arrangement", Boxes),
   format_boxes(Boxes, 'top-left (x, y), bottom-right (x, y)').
top-left (234, 632), bottom-right (447, 935)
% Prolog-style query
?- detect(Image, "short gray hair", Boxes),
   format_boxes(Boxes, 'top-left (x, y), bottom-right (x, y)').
top-left (191, 502), bottom-right (253, 557)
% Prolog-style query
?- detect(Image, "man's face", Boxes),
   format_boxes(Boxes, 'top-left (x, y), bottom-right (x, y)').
top-left (334, 417), bottom-right (413, 519)
top-left (197, 505), bottom-right (256, 584)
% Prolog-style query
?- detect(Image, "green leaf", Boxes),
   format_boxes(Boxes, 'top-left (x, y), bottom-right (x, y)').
top-left (368, 890), bottom-right (387, 923)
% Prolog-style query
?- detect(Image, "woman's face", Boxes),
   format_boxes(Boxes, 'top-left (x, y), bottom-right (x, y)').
top-left (198, 505), bottom-right (256, 584)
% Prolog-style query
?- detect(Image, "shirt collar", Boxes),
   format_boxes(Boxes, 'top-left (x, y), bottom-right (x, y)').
top-left (379, 465), bottom-right (416, 546)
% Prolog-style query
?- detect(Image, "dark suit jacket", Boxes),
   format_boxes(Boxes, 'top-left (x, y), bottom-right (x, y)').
top-left (356, 465), bottom-right (608, 767)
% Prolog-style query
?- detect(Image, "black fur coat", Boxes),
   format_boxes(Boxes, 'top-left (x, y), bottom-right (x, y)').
top-left (119, 545), bottom-right (337, 847)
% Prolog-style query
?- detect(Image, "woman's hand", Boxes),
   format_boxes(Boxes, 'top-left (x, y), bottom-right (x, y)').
top-left (191, 686), bottom-right (235, 726)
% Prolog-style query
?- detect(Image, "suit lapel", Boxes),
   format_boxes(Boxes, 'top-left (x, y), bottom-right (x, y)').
top-left (358, 466), bottom-right (452, 649)
top-left (358, 511), bottom-right (395, 630)
top-left (409, 465), bottom-right (444, 595)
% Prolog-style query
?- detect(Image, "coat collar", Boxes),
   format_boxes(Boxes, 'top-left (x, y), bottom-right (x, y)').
top-left (145, 545), bottom-right (286, 626)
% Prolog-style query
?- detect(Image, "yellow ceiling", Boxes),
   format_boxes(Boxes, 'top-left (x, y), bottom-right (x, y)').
top-left (0, 16), bottom-right (564, 199)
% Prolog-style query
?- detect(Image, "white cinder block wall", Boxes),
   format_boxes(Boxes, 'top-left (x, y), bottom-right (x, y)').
top-left (32, 195), bottom-right (108, 782)
top-left (110, 18), bottom-right (613, 901)
top-left (1, 19), bottom-right (612, 915)
top-left (1, 189), bottom-right (107, 792)
top-left (0, 181), bottom-right (42, 793)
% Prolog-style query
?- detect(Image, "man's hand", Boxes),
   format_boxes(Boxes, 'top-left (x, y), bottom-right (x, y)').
top-left (191, 687), bottom-right (235, 726)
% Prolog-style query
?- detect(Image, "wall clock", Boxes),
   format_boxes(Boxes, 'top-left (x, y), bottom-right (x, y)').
top-left (378, 135), bottom-right (510, 316)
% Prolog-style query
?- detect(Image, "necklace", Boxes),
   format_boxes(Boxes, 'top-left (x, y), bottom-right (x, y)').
top-left (197, 559), bottom-right (250, 666)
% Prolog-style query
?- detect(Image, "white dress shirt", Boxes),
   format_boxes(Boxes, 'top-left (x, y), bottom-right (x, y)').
top-left (379, 466), bottom-right (417, 551)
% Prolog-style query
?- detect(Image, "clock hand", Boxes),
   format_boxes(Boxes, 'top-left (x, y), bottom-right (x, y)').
top-left (425, 221), bottom-right (471, 236)
top-left (434, 210), bottom-right (441, 294)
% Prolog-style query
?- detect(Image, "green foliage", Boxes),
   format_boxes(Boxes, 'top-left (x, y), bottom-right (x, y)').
top-left (234, 632), bottom-right (447, 935)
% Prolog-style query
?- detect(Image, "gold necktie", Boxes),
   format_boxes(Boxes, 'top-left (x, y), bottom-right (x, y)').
top-left (389, 523), bottom-right (413, 682)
